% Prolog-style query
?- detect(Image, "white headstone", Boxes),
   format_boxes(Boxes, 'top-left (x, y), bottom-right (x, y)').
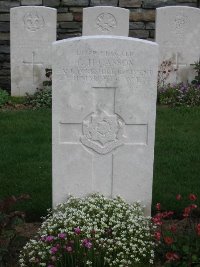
top-left (11, 6), bottom-right (57, 96)
top-left (156, 6), bottom-right (200, 84)
top-left (52, 35), bottom-right (158, 215)
top-left (82, 6), bottom-right (129, 36)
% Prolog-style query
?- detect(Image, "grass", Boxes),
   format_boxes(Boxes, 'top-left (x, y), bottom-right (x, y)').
top-left (0, 107), bottom-right (200, 221)
top-left (0, 109), bottom-right (51, 221)
top-left (152, 107), bottom-right (200, 214)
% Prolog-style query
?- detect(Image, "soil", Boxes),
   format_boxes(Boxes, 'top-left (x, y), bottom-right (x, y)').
top-left (5, 223), bottom-right (41, 267)
top-left (0, 102), bottom-right (33, 111)
top-left (15, 222), bottom-right (41, 239)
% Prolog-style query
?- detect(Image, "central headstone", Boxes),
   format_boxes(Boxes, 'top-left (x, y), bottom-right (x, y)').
top-left (52, 10), bottom-right (158, 215)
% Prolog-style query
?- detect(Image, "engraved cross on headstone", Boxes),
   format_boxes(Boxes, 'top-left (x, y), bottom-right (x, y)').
top-left (23, 51), bottom-right (44, 85)
top-left (172, 52), bottom-right (187, 82)
top-left (60, 87), bottom-right (148, 196)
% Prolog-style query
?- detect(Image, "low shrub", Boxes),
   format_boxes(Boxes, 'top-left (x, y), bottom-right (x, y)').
top-left (25, 86), bottom-right (52, 108)
top-left (25, 68), bottom-right (52, 109)
top-left (191, 59), bottom-right (200, 86)
top-left (157, 83), bottom-right (200, 107)
top-left (153, 193), bottom-right (200, 266)
top-left (19, 194), bottom-right (155, 267)
top-left (0, 89), bottom-right (9, 108)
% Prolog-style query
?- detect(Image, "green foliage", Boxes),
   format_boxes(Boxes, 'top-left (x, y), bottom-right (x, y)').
top-left (158, 83), bottom-right (200, 107)
top-left (0, 89), bottom-right (9, 108)
top-left (25, 68), bottom-right (52, 108)
top-left (0, 195), bottom-right (30, 266)
top-left (191, 59), bottom-right (200, 85)
top-left (10, 96), bottom-right (26, 105)
top-left (0, 109), bottom-right (52, 221)
top-left (43, 68), bottom-right (52, 87)
top-left (153, 194), bottom-right (200, 266)
top-left (157, 59), bottom-right (200, 107)
top-left (25, 86), bottom-right (52, 108)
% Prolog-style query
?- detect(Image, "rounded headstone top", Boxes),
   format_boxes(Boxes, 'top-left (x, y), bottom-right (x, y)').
top-left (82, 6), bottom-right (130, 37)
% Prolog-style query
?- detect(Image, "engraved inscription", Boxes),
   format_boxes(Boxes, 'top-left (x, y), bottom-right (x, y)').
top-left (174, 13), bottom-right (188, 34)
top-left (63, 49), bottom-right (153, 84)
top-left (24, 12), bottom-right (45, 32)
top-left (81, 111), bottom-right (124, 154)
top-left (172, 13), bottom-right (189, 43)
top-left (96, 13), bottom-right (117, 33)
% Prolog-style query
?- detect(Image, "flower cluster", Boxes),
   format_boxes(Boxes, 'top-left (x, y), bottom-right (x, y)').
top-left (157, 60), bottom-right (176, 88)
top-left (19, 194), bottom-right (155, 267)
top-left (153, 193), bottom-right (200, 266)
top-left (157, 82), bottom-right (200, 107)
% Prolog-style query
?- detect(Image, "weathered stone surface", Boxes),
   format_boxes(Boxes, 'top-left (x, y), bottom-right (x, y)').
top-left (0, 32), bottom-right (10, 40)
top-left (0, 45), bottom-right (9, 53)
top-left (62, 0), bottom-right (89, 6)
top-left (0, 22), bottom-right (10, 32)
top-left (21, 0), bottom-right (42, 5)
top-left (43, 0), bottom-right (61, 7)
top-left (177, 3), bottom-right (197, 6)
top-left (0, 76), bottom-right (10, 90)
top-left (177, 0), bottom-right (197, 2)
top-left (0, 40), bottom-right (9, 45)
top-left (0, 54), bottom-right (9, 62)
top-left (0, 68), bottom-right (10, 76)
top-left (145, 22), bottom-right (155, 30)
top-left (83, 7), bottom-right (129, 36)
top-left (57, 7), bottom-right (69, 13)
top-left (149, 30), bottom-right (155, 39)
top-left (59, 21), bottom-right (81, 29)
top-left (58, 28), bottom-right (80, 33)
top-left (119, 0), bottom-right (142, 7)
top-left (0, 1), bottom-right (20, 13)
top-left (90, 0), bottom-right (118, 6)
top-left (57, 32), bottom-right (81, 39)
top-left (11, 6), bottom-right (57, 96)
top-left (57, 12), bottom-right (73, 21)
top-left (156, 6), bottom-right (200, 83)
top-left (129, 29), bottom-right (149, 38)
top-left (0, 62), bottom-right (10, 68)
top-left (73, 13), bottom-right (82, 22)
top-left (69, 7), bottom-right (83, 12)
top-left (0, 14), bottom-right (10, 21)
top-left (143, 0), bottom-right (177, 8)
top-left (129, 22), bottom-right (145, 30)
top-left (130, 9), bottom-right (155, 22)
top-left (52, 36), bottom-right (158, 215)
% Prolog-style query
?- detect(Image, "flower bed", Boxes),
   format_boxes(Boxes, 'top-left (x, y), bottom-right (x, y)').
top-left (19, 194), bottom-right (154, 267)
top-left (153, 194), bottom-right (200, 266)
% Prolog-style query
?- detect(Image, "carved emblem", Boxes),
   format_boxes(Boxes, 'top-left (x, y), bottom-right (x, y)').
top-left (24, 12), bottom-right (45, 32)
top-left (96, 13), bottom-right (117, 33)
top-left (173, 13), bottom-right (188, 35)
top-left (80, 111), bottom-right (124, 154)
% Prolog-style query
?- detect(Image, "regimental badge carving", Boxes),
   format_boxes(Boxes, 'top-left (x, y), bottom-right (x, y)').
top-left (80, 111), bottom-right (124, 154)
top-left (24, 12), bottom-right (45, 32)
top-left (96, 13), bottom-right (117, 33)
top-left (173, 13), bottom-right (189, 35)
